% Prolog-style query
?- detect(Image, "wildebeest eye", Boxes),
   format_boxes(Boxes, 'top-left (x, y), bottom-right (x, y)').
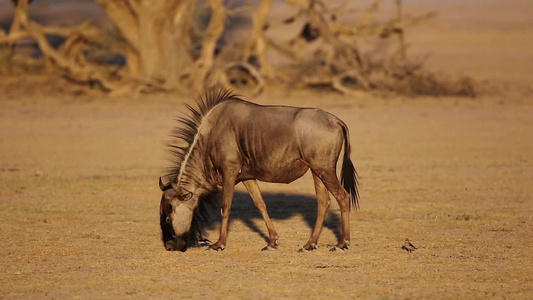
top-left (165, 216), bottom-right (171, 223)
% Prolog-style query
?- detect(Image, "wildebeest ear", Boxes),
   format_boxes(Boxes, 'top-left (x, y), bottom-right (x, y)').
top-left (179, 192), bottom-right (193, 201)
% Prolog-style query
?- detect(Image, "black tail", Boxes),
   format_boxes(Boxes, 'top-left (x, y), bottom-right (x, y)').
top-left (340, 122), bottom-right (360, 210)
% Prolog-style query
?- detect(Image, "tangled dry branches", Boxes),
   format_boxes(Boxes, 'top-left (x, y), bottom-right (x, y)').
top-left (0, 0), bottom-right (475, 97)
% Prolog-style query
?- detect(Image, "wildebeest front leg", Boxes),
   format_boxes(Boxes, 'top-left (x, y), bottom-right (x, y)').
top-left (301, 173), bottom-right (331, 251)
top-left (243, 179), bottom-right (279, 250)
top-left (208, 172), bottom-right (238, 251)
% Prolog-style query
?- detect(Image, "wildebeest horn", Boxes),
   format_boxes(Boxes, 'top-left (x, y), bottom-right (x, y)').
top-left (159, 177), bottom-right (166, 191)
top-left (164, 189), bottom-right (177, 200)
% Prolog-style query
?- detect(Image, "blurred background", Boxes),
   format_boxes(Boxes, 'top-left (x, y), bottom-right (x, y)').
top-left (1, 0), bottom-right (531, 98)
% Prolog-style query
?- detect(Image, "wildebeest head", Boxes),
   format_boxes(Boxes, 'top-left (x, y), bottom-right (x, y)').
top-left (159, 177), bottom-right (197, 252)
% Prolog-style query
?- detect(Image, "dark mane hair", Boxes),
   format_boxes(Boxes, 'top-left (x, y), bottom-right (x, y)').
top-left (161, 87), bottom-right (242, 246)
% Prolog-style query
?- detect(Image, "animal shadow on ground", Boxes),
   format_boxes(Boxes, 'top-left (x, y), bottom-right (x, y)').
top-left (203, 192), bottom-right (342, 244)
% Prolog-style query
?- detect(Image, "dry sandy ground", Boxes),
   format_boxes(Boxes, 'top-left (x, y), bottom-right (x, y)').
top-left (1, 0), bottom-right (533, 299)
top-left (1, 89), bottom-right (532, 299)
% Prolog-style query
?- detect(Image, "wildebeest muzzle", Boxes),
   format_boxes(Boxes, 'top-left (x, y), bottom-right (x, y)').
top-left (164, 236), bottom-right (188, 252)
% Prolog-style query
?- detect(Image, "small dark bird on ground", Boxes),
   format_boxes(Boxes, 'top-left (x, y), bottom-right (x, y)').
top-left (402, 238), bottom-right (417, 253)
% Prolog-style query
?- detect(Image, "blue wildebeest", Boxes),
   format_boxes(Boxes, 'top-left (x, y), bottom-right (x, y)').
top-left (159, 89), bottom-right (359, 252)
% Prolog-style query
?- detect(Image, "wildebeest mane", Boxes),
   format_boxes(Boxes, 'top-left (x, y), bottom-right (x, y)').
top-left (162, 88), bottom-right (242, 246)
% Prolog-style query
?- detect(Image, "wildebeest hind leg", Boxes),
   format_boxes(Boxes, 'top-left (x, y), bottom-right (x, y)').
top-left (301, 173), bottom-right (331, 251)
top-left (243, 180), bottom-right (279, 250)
top-left (319, 171), bottom-right (351, 251)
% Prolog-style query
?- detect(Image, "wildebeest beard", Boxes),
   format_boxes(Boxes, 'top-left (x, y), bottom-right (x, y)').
top-left (160, 191), bottom-right (219, 252)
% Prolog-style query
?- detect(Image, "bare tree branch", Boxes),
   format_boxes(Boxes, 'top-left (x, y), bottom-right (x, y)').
top-left (189, 0), bottom-right (226, 91)
top-left (26, 21), bottom-right (121, 92)
top-left (243, 0), bottom-right (274, 78)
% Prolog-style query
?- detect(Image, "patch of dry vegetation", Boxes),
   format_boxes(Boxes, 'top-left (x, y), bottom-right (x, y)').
top-left (0, 0), bottom-right (476, 97)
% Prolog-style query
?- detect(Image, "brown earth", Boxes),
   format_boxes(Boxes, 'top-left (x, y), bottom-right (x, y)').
top-left (1, 0), bottom-right (533, 299)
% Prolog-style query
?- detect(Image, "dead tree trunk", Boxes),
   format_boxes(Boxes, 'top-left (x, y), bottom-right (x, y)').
top-left (97, 0), bottom-right (227, 91)
top-left (97, 0), bottom-right (196, 90)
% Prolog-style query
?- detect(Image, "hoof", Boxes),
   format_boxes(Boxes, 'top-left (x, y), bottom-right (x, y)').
top-left (261, 245), bottom-right (278, 251)
top-left (207, 244), bottom-right (225, 251)
top-left (329, 246), bottom-right (346, 252)
top-left (331, 242), bottom-right (349, 252)
top-left (299, 244), bottom-right (317, 252)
